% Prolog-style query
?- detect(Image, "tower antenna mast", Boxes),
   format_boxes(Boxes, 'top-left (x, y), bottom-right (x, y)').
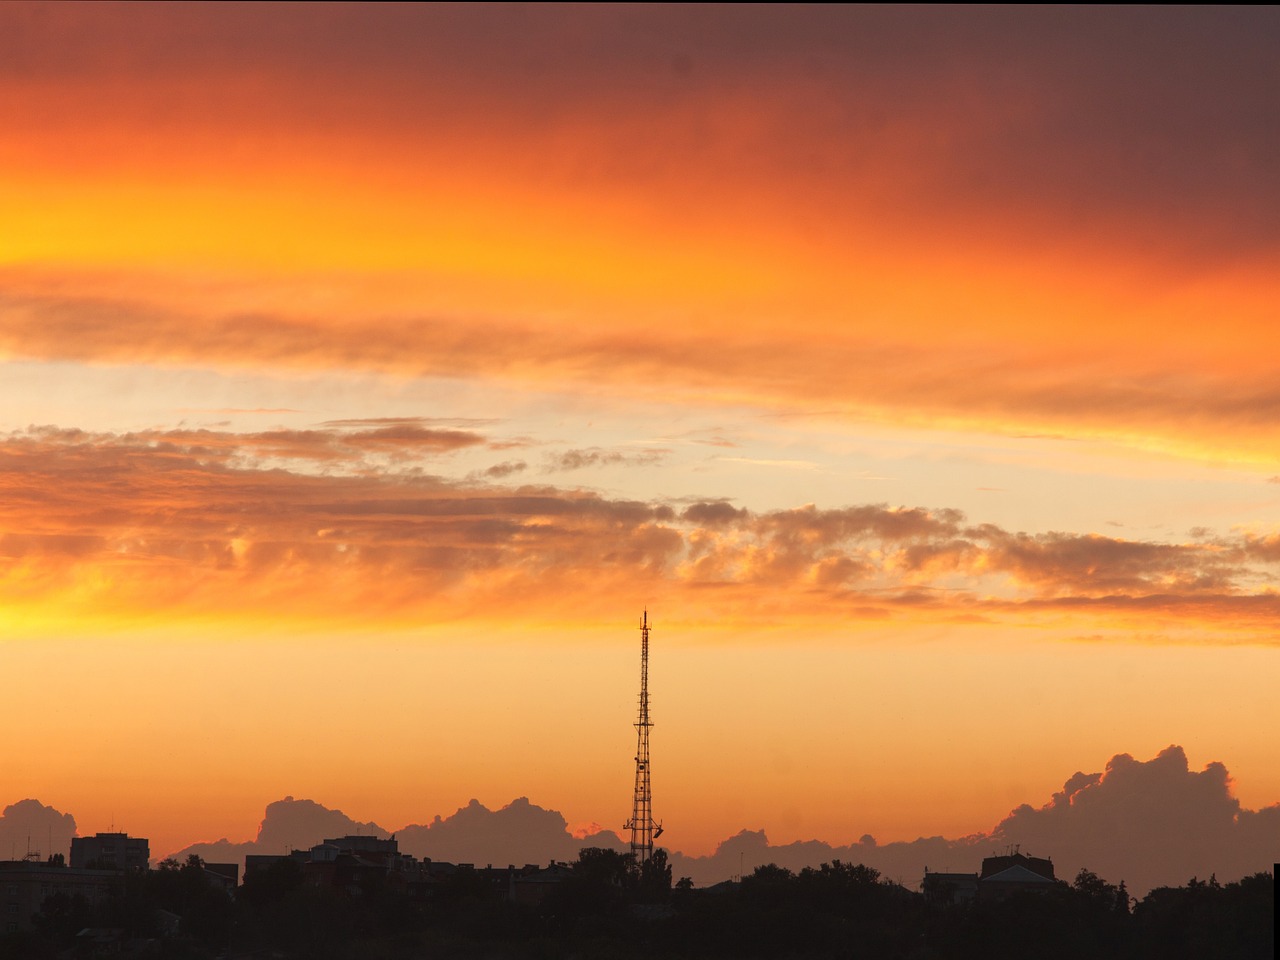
top-left (625, 610), bottom-right (661, 866)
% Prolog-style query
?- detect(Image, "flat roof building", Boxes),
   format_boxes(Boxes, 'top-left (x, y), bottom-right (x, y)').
top-left (69, 832), bottom-right (150, 872)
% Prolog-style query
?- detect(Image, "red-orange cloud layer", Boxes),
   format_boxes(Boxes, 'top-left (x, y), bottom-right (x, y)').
top-left (1, 7), bottom-right (1277, 464)
top-left (2, 6), bottom-right (1273, 255)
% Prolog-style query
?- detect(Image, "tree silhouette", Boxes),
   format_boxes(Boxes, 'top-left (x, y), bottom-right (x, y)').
top-left (639, 848), bottom-right (673, 902)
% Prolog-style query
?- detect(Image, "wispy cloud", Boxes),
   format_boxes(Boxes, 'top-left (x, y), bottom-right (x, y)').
top-left (543, 447), bottom-right (669, 472)
top-left (320, 416), bottom-right (499, 428)
top-left (716, 457), bottom-right (819, 470)
top-left (179, 408), bottom-right (303, 415)
top-left (82, 425), bottom-right (489, 470)
top-left (476, 460), bottom-right (527, 480)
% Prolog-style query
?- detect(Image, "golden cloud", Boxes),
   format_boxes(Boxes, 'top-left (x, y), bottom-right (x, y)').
top-left (2, 427), bottom-right (1278, 637)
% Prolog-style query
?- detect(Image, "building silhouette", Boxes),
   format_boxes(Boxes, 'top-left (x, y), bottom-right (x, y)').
top-left (2, 857), bottom-right (123, 934)
top-left (923, 848), bottom-right (1059, 904)
top-left (70, 832), bottom-right (150, 872)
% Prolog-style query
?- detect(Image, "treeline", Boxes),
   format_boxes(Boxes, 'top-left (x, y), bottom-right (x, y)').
top-left (670, 862), bottom-right (1271, 960)
top-left (1, 850), bottom-right (1272, 959)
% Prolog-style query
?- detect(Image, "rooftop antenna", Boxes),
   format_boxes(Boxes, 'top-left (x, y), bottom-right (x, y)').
top-left (624, 610), bottom-right (661, 867)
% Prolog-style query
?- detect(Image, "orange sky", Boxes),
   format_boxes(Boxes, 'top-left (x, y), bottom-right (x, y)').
top-left (1, 4), bottom-right (1279, 862)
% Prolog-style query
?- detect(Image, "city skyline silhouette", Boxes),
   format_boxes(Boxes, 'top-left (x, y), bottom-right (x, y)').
top-left (3, 741), bottom-right (1276, 900)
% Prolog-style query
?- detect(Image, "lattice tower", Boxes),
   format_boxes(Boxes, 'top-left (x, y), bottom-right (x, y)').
top-left (624, 610), bottom-right (660, 864)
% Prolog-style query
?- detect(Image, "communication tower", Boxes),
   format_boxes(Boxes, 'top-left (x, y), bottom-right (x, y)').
top-left (624, 610), bottom-right (662, 865)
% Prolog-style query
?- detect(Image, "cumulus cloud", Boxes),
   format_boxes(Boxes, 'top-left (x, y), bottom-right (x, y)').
top-left (170, 796), bottom-right (389, 864)
top-left (667, 747), bottom-right (1279, 896)
top-left (984, 746), bottom-right (1258, 893)
top-left (149, 746), bottom-right (1280, 895)
top-left (981, 531), bottom-right (1234, 595)
top-left (398, 798), bottom-right (624, 867)
top-left (167, 795), bottom-right (622, 869)
top-left (0, 799), bottom-right (77, 862)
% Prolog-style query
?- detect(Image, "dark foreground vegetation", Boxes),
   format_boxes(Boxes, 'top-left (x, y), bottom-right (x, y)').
top-left (1, 850), bottom-right (1272, 960)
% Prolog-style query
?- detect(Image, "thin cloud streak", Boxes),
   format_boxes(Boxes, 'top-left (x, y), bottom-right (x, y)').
top-left (3, 280), bottom-right (1280, 464)
top-left (543, 447), bottom-right (669, 472)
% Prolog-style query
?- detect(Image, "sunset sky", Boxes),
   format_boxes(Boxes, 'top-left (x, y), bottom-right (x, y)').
top-left (2, 4), bottom-right (1279, 863)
